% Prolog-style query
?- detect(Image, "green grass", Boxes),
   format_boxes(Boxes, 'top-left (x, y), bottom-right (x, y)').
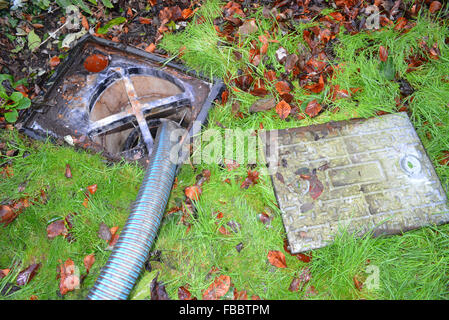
top-left (1, 0), bottom-right (449, 300)
top-left (0, 130), bottom-right (143, 299)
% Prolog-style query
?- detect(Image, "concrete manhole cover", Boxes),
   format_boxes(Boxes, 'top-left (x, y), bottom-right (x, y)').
top-left (262, 113), bottom-right (449, 253)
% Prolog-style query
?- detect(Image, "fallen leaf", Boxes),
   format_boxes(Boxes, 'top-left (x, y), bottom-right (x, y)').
top-left (267, 250), bottom-right (287, 268)
top-left (181, 8), bottom-right (194, 20)
top-left (353, 275), bottom-right (363, 291)
top-left (289, 268), bottom-right (311, 291)
top-left (65, 164), bottom-right (72, 178)
top-left (379, 46), bottom-right (388, 62)
top-left (83, 254), bottom-right (95, 274)
top-left (238, 19), bottom-right (258, 35)
top-left (81, 14), bottom-right (89, 30)
top-left (305, 100), bottom-right (322, 118)
top-left (139, 17), bottom-right (152, 24)
top-left (224, 158), bottom-right (240, 171)
top-left (233, 288), bottom-right (248, 300)
top-left (275, 81), bottom-right (291, 95)
top-left (16, 263), bottom-right (41, 286)
top-left (178, 285), bottom-right (196, 300)
top-left (98, 222), bottom-right (112, 241)
top-left (0, 269), bottom-right (10, 279)
top-left (275, 100), bottom-right (291, 120)
top-left (240, 170), bottom-right (260, 189)
top-left (84, 54), bottom-right (108, 73)
top-left (285, 54), bottom-right (299, 73)
top-left (429, 1), bottom-right (442, 13)
top-left (235, 242), bottom-right (244, 252)
top-left (58, 259), bottom-right (79, 295)
top-left (49, 56), bottom-right (60, 68)
top-left (151, 273), bottom-right (170, 300)
top-left (202, 275), bottom-right (231, 300)
top-left (304, 75), bottom-right (325, 93)
top-left (0, 205), bottom-right (17, 226)
top-left (87, 184), bottom-right (97, 195)
top-left (46, 220), bottom-right (68, 239)
top-left (249, 97), bottom-right (276, 113)
top-left (185, 185), bottom-right (201, 201)
top-left (145, 43), bottom-right (156, 53)
top-left (258, 212), bottom-right (272, 225)
top-left (305, 174), bottom-right (324, 200)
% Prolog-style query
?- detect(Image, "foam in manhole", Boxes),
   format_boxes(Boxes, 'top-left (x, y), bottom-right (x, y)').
top-left (261, 112), bottom-right (449, 253)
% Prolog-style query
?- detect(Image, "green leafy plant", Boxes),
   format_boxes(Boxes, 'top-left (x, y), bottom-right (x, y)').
top-left (0, 75), bottom-right (31, 123)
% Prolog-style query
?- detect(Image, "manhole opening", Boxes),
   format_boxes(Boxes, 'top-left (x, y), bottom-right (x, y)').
top-left (19, 36), bottom-right (223, 163)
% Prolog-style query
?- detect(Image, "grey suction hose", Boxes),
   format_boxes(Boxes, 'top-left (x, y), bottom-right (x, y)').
top-left (87, 119), bottom-right (181, 300)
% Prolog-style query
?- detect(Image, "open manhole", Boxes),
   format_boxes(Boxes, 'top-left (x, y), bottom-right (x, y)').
top-left (19, 35), bottom-right (223, 163)
top-left (262, 113), bottom-right (449, 253)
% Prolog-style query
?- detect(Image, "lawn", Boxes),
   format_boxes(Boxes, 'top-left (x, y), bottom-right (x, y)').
top-left (1, 0), bottom-right (449, 300)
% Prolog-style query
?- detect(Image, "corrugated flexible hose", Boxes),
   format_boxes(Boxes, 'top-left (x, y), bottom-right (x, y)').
top-left (87, 119), bottom-right (181, 300)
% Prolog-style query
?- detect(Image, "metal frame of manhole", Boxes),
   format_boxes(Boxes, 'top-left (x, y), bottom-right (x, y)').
top-left (18, 35), bottom-right (224, 165)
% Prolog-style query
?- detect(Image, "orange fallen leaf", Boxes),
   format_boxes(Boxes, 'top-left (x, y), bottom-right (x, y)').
top-left (182, 8), bottom-right (193, 19)
top-left (58, 259), bottom-right (79, 295)
top-left (139, 17), bottom-right (152, 24)
top-left (305, 99), bottom-right (322, 118)
top-left (81, 14), bottom-right (89, 30)
top-left (275, 81), bottom-right (291, 95)
top-left (267, 250), bottom-right (287, 268)
top-left (379, 45), bottom-right (388, 62)
top-left (87, 184), bottom-right (97, 195)
top-left (185, 185), bottom-right (201, 201)
top-left (49, 56), bottom-right (60, 68)
top-left (83, 254), bottom-right (95, 274)
top-left (275, 100), bottom-right (291, 120)
top-left (145, 43), bottom-right (156, 53)
top-left (202, 275), bottom-right (231, 300)
top-left (429, 1), bottom-right (442, 13)
top-left (84, 54), bottom-right (108, 73)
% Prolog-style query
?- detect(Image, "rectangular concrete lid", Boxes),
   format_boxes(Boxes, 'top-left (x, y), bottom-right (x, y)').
top-left (261, 112), bottom-right (449, 253)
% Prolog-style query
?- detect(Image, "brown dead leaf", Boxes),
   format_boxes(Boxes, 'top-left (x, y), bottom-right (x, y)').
top-left (379, 46), bottom-right (388, 62)
top-left (275, 100), bottom-right (291, 120)
top-left (305, 100), bottom-right (322, 118)
top-left (429, 1), bottom-right (442, 13)
top-left (98, 222), bottom-right (112, 241)
top-left (267, 250), bottom-right (287, 268)
top-left (249, 97), bottom-right (276, 113)
top-left (275, 81), bottom-right (291, 95)
top-left (240, 170), bottom-right (259, 189)
top-left (0, 205), bottom-right (17, 226)
top-left (65, 164), bottom-right (72, 178)
top-left (58, 259), bottom-right (79, 295)
top-left (233, 288), bottom-right (248, 300)
top-left (83, 254), bottom-right (95, 274)
top-left (47, 220), bottom-right (68, 239)
top-left (16, 263), bottom-right (41, 286)
top-left (178, 285), bottom-right (196, 300)
top-left (202, 275), bottom-right (231, 300)
top-left (139, 17), bottom-right (152, 24)
top-left (238, 19), bottom-right (258, 36)
top-left (81, 15), bottom-right (89, 30)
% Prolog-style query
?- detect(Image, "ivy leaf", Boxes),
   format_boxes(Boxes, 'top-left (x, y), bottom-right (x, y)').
top-left (101, 0), bottom-right (114, 8)
top-left (16, 97), bottom-right (30, 110)
top-left (27, 30), bottom-right (41, 52)
top-left (97, 17), bottom-right (127, 34)
top-left (4, 109), bottom-right (18, 123)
